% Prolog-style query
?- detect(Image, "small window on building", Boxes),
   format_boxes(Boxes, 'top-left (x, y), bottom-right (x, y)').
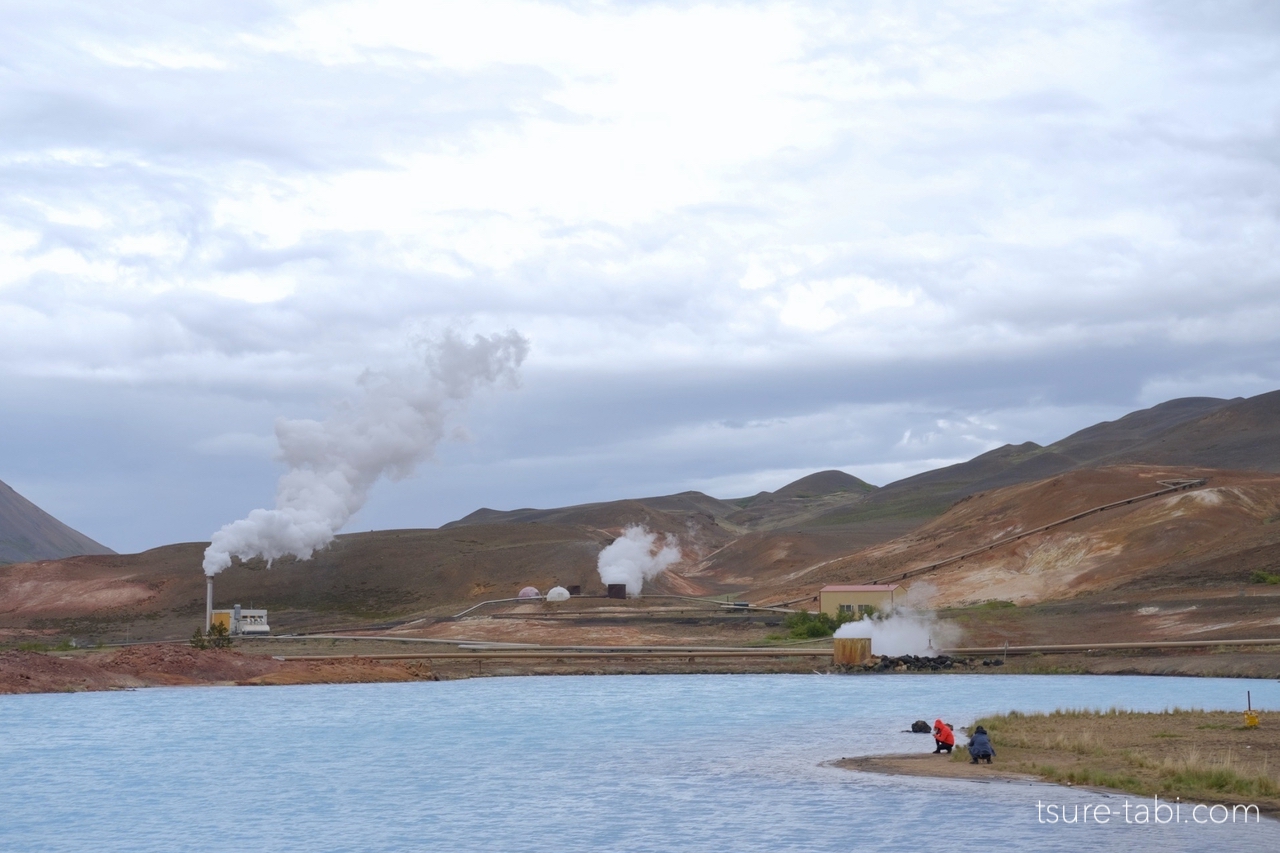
top-left (838, 604), bottom-right (853, 614)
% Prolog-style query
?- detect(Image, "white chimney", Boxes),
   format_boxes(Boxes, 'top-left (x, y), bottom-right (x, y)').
top-left (205, 577), bottom-right (213, 632)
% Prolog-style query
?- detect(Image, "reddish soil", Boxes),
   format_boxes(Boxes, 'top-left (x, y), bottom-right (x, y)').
top-left (0, 646), bottom-right (432, 694)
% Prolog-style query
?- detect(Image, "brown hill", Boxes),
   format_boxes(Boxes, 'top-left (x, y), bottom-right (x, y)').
top-left (449, 493), bottom-right (746, 536)
top-left (1105, 390), bottom-right (1280, 470)
top-left (0, 523), bottom-right (614, 638)
top-left (442, 392), bottom-right (1277, 546)
top-left (0, 495), bottom-right (746, 641)
top-left (5, 391), bottom-right (1280, 649)
top-left (4, 465), bottom-right (1280, 649)
top-left (0, 477), bottom-right (114, 565)
top-left (733, 465), bottom-right (1280, 645)
top-left (722, 470), bottom-right (878, 530)
top-left (793, 393), bottom-right (1279, 531)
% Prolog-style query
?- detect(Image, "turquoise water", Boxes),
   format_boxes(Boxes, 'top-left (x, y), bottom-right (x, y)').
top-left (2, 674), bottom-right (1278, 852)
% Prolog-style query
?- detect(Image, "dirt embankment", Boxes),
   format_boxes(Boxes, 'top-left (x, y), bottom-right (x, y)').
top-left (839, 709), bottom-right (1280, 815)
top-left (0, 645), bottom-right (433, 694)
top-left (8, 638), bottom-right (1280, 693)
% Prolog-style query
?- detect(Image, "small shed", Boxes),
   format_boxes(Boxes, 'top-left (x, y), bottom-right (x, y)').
top-left (818, 584), bottom-right (900, 618)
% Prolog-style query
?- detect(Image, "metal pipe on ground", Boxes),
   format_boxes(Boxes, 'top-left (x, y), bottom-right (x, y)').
top-left (871, 478), bottom-right (1209, 586)
top-left (943, 638), bottom-right (1280, 655)
top-left (272, 649), bottom-right (837, 661)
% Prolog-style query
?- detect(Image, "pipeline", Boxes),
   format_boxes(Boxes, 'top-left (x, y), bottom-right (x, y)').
top-left (870, 478), bottom-right (1208, 585)
top-left (273, 648), bottom-right (835, 661)
top-left (280, 636), bottom-right (1280, 662)
top-left (944, 637), bottom-right (1280, 655)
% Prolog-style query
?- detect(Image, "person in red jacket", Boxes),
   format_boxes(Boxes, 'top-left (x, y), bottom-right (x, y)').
top-left (932, 719), bottom-right (955, 754)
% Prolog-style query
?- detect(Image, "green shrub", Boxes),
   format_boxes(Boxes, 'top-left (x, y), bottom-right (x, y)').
top-left (1249, 570), bottom-right (1280, 585)
top-left (207, 622), bottom-right (233, 649)
top-left (782, 609), bottom-right (860, 639)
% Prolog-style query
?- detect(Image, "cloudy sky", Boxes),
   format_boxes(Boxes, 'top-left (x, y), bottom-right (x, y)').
top-left (3, 0), bottom-right (1279, 554)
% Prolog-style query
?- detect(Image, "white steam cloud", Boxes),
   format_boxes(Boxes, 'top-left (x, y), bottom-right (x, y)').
top-left (596, 525), bottom-right (682, 596)
top-left (202, 330), bottom-right (529, 576)
top-left (834, 608), bottom-right (959, 657)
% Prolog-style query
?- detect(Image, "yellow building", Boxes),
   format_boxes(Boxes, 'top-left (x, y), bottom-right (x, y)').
top-left (818, 584), bottom-right (900, 618)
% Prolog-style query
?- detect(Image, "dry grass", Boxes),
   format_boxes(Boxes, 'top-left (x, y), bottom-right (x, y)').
top-left (951, 708), bottom-right (1280, 810)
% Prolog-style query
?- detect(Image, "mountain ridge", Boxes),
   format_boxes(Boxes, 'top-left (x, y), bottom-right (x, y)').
top-left (445, 392), bottom-right (1276, 534)
top-left (0, 479), bottom-right (115, 565)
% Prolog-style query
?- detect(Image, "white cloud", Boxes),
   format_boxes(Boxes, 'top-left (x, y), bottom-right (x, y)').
top-left (1, 0), bottom-right (1279, 549)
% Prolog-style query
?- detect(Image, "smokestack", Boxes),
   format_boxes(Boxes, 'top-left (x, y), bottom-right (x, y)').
top-left (206, 577), bottom-right (213, 632)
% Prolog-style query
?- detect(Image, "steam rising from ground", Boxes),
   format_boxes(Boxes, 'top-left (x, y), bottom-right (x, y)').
top-left (596, 525), bottom-right (682, 596)
top-left (202, 330), bottom-right (529, 576)
top-left (834, 607), bottom-right (959, 657)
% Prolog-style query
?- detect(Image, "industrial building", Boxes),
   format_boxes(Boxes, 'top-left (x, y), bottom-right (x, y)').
top-left (210, 604), bottom-right (270, 635)
top-left (818, 584), bottom-right (901, 618)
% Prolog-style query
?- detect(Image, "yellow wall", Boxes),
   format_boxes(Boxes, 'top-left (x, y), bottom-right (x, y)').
top-left (819, 590), bottom-right (896, 618)
top-left (210, 611), bottom-right (232, 631)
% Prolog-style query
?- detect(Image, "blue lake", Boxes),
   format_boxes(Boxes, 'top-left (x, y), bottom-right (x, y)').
top-left (2, 673), bottom-right (1278, 852)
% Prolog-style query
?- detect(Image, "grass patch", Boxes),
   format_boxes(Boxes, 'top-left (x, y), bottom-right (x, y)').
top-left (1249, 570), bottom-right (1280, 585)
top-left (14, 639), bottom-right (78, 652)
top-left (962, 708), bottom-right (1280, 811)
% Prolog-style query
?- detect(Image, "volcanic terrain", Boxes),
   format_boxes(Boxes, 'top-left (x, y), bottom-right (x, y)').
top-left (3, 391), bottom-right (1280, 667)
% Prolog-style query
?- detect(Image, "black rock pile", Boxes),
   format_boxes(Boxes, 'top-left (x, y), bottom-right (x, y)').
top-left (841, 654), bottom-right (958, 673)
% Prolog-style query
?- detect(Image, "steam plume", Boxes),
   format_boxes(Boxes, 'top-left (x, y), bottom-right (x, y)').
top-left (834, 607), bottom-right (958, 657)
top-left (202, 330), bottom-right (529, 576)
top-left (596, 525), bottom-right (682, 596)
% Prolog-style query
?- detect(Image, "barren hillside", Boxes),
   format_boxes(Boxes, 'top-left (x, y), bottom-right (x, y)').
top-left (0, 478), bottom-right (114, 564)
top-left (4, 392), bottom-right (1280, 649)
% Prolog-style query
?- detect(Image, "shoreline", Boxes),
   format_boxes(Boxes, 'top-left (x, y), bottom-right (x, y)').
top-left (7, 643), bottom-right (1280, 694)
top-left (835, 753), bottom-right (1042, 785)
top-left (837, 709), bottom-right (1280, 817)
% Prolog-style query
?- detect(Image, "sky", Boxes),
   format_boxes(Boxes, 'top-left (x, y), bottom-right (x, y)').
top-left (2, 0), bottom-right (1279, 554)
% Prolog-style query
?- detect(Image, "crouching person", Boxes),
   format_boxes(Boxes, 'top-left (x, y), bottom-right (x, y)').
top-left (932, 719), bottom-right (955, 754)
top-left (968, 726), bottom-right (995, 764)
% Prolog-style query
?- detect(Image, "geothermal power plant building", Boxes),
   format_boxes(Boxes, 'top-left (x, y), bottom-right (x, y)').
top-left (210, 604), bottom-right (271, 635)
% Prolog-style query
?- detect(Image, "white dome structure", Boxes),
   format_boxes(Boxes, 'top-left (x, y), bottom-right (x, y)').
top-left (517, 586), bottom-right (541, 599)
top-left (546, 586), bottom-right (571, 602)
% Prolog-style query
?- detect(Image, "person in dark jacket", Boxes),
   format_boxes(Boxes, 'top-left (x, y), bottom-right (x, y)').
top-left (968, 725), bottom-right (995, 764)
top-left (932, 719), bottom-right (955, 754)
